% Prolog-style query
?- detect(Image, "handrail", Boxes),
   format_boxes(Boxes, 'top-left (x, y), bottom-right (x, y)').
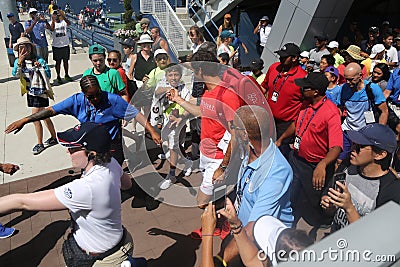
top-left (192, 0), bottom-right (219, 33)
top-left (140, 0), bottom-right (189, 59)
top-left (188, 5), bottom-right (215, 42)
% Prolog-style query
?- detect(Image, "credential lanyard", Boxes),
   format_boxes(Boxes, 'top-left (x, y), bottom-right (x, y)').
top-left (272, 73), bottom-right (290, 93)
top-left (296, 97), bottom-right (327, 138)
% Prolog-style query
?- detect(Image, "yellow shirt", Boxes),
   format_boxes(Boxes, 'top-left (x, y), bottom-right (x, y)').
top-left (361, 58), bottom-right (387, 77)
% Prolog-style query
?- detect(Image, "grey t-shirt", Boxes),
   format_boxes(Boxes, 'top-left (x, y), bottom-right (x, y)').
top-left (309, 47), bottom-right (330, 70)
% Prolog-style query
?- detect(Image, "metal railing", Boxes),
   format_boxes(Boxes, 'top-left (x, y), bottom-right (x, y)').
top-left (141, 0), bottom-right (189, 59)
top-left (188, 0), bottom-right (218, 42)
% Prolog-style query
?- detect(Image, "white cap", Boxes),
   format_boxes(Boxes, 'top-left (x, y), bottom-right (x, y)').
top-left (300, 51), bottom-right (309, 58)
top-left (154, 48), bottom-right (168, 58)
top-left (327, 41), bottom-right (339, 49)
top-left (28, 8), bottom-right (38, 14)
top-left (253, 215), bottom-right (287, 265)
top-left (370, 44), bottom-right (385, 58)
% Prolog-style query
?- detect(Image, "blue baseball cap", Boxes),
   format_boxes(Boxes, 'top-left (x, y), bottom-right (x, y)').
top-left (220, 30), bottom-right (235, 39)
top-left (7, 12), bottom-right (14, 18)
top-left (325, 66), bottom-right (339, 78)
top-left (347, 123), bottom-right (396, 153)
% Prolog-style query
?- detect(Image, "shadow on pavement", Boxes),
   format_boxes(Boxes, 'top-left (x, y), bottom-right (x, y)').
top-left (0, 220), bottom-right (70, 266)
top-left (146, 228), bottom-right (201, 267)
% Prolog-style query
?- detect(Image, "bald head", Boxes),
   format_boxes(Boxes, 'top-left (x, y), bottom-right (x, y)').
top-left (344, 62), bottom-right (362, 89)
top-left (344, 62), bottom-right (361, 76)
top-left (234, 105), bottom-right (272, 141)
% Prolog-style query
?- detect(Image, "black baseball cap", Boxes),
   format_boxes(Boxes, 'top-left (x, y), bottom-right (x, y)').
top-left (294, 72), bottom-right (329, 93)
top-left (314, 34), bottom-right (328, 41)
top-left (250, 59), bottom-right (264, 70)
top-left (119, 38), bottom-right (135, 47)
top-left (368, 26), bottom-right (379, 33)
top-left (274, 43), bottom-right (301, 57)
top-left (57, 122), bottom-right (111, 153)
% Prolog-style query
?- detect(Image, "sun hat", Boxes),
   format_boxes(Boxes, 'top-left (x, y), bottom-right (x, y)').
top-left (14, 37), bottom-right (35, 51)
top-left (137, 34), bottom-right (154, 44)
top-left (344, 45), bottom-right (365, 61)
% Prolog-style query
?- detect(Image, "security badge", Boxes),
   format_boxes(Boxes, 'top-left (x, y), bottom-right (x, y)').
top-left (364, 111), bottom-right (375, 124)
top-left (294, 135), bottom-right (301, 150)
top-left (271, 91), bottom-right (279, 102)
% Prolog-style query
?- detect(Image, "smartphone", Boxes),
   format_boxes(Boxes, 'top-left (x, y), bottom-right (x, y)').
top-left (333, 172), bottom-right (346, 192)
top-left (213, 185), bottom-right (227, 213)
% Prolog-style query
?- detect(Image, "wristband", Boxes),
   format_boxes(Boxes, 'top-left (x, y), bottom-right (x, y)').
top-left (231, 225), bottom-right (243, 235)
top-left (215, 255), bottom-right (228, 267)
top-left (219, 164), bottom-right (227, 171)
top-left (230, 223), bottom-right (242, 230)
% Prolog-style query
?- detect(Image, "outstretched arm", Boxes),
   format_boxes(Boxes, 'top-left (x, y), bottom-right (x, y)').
top-left (0, 190), bottom-right (66, 214)
top-left (5, 107), bottom-right (57, 134)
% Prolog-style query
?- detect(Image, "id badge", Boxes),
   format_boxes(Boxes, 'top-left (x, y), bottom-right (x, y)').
top-left (294, 135), bottom-right (301, 150)
top-left (271, 91), bottom-right (279, 102)
top-left (364, 111), bottom-right (375, 124)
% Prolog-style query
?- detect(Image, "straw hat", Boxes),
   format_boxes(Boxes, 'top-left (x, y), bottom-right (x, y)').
top-left (344, 45), bottom-right (365, 61)
top-left (14, 37), bottom-right (35, 52)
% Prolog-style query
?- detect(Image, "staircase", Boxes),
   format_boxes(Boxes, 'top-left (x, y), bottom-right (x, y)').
top-left (141, 0), bottom-right (193, 60)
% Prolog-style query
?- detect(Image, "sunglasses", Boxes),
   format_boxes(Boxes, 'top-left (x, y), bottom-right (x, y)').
top-left (68, 147), bottom-right (84, 154)
top-left (86, 92), bottom-right (102, 101)
top-left (352, 143), bottom-right (371, 154)
top-left (107, 58), bottom-right (119, 63)
top-left (188, 32), bottom-right (196, 37)
top-left (141, 44), bottom-right (151, 48)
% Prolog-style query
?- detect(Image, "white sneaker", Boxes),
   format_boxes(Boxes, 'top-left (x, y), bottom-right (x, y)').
top-left (184, 160), bottom-right (192, 177)
top-left (158, 151), bottom-right (170, 160)
top-left (158, 174), bottom-right (177, 190)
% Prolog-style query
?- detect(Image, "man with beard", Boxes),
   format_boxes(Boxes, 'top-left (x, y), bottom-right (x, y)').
top-left (261, 43), bottom-right (307, 158)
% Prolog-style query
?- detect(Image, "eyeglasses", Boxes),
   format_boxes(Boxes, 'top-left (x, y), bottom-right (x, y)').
top-left (107, 58), bottom-right (119, 63)
top-left (230, 124), bottom-right (246, 131)
top-left (352, 143), bottom-right (371, 154)
top-left (68, 147), bottom-right (84, 154)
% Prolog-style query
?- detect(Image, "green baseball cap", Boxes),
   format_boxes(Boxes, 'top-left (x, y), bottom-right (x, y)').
top-left (89, 44), bottom-right (106, 55)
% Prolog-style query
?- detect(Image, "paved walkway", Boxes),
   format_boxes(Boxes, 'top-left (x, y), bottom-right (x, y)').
top-left (0, 15), bottom-right (325, 267)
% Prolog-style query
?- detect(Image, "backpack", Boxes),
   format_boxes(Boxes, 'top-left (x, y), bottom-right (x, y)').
top-left (217, 68), bottom-right (271, 131)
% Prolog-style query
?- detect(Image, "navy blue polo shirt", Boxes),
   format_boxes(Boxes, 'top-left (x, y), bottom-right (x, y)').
top-left (52, 91), bottom-right (139, 139)
top-left (9, 21), bottom-right (24, 44)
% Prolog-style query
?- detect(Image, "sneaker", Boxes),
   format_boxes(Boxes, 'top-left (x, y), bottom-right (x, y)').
top-left (157, 151), bottom-right (170, 160)
top-left (184, 159), bottom-right (192, 177)
top-left (0, 224), bottom-right (15, 239)
top-left (158, 174), bottom-right (176, 190)
top-left (32, 144), bottom-right (45, 155)
top-left (190, 227), bottom-right (221, 240)
top-left (57, 77), bottom-right (63, 84)
top-left (64, 75), bottom-right (73, 82)
top-left (44, 137), bottom-right (58, 147)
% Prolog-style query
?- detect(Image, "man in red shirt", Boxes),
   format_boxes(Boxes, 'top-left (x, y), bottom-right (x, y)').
top-left (261, 43), bottom-right (307, 158)
top-left (168, 51), bottom-right (241, 207)
top-left (277, 72), bottom-right (343, 228)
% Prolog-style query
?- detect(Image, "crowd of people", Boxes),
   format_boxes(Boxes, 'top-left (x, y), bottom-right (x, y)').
top-left (2, 5), bottom-right (400, 267)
